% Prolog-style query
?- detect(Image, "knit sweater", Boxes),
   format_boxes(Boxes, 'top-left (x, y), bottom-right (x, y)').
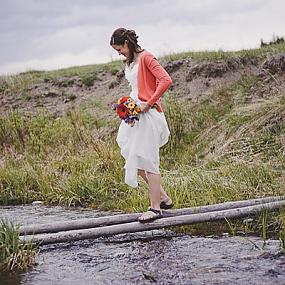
top-left (137, 51), bottom-right (172, 112)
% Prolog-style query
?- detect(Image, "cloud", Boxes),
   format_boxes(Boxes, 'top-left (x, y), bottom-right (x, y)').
top-left (0, 0), bottom-right (284, 74)
top-left (0, 48), bottom-right (110, 75)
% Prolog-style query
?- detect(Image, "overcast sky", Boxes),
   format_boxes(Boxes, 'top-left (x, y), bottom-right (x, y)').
top-left (0, 0), bottom-right (284, 75)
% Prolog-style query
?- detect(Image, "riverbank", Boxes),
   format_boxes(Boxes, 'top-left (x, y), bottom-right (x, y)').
top-left (1, 44), bottom-right (285, 243)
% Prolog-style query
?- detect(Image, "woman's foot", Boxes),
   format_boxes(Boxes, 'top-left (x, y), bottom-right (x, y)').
top-left (160, 197), bottom-right (174, 209)
top-left (138, 208), bottom-right (163, 223)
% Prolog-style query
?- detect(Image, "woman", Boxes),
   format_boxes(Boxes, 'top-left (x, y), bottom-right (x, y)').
top-left (110, 28), bottom-right (173, 222)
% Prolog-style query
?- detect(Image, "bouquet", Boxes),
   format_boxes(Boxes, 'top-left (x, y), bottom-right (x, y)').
top-left (112, 96), bottom-right (141, 126)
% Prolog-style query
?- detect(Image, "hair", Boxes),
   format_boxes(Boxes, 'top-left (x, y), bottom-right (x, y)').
top-left (110, 28), bottom-right (143, 64)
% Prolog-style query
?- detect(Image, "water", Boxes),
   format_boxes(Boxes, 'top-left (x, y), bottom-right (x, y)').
top-left (1, 205), bottom-right (285, 285)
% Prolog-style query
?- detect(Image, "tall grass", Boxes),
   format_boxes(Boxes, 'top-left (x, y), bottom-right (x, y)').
top-left (0, 219), bottom-right (38, 271)
top-left (278, 210), bottom-right (285, 251)
top-left (0, 109), bottom-right (129, 208)
top-left (0, 91), bottom-right (284, 209)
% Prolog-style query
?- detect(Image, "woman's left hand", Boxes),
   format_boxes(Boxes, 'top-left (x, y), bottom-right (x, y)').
top-left (140, 102), bottom-right (151, 113)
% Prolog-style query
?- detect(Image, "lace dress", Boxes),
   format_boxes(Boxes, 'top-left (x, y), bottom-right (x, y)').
top-left (116, 62), bottom-right (170, 187)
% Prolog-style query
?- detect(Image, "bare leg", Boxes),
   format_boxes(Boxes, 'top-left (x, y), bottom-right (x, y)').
top-left (138, 169), bottom-right (172, 204)
top-left (138, 171), bottom-right (174, 221)
top-left (146, 172), bottom-right (162, 210)
top-left (138, 169), bottom-right (148, 183)
top-left (160, 185), bottom-right (172, 204)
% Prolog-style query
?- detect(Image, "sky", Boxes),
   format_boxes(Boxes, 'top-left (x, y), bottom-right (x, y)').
top-left (0, 0), bottom-right (284, 75)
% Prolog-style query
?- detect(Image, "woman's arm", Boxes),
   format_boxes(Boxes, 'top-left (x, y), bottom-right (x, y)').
top-left (144, 54), bottom-right (172, 106)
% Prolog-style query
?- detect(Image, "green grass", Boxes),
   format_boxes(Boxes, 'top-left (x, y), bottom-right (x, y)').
top-left (0, 95), bottom-right (284, 210)
top-left (0, 219), bottom-right (38, 272)
top-left (161, 42), bottom-right (285, 63)
top-left (280, 214), bottom-right (285, 251)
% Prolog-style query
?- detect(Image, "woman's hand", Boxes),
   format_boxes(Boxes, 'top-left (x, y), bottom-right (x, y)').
top-left (140, 102), bottom-right (151, 113)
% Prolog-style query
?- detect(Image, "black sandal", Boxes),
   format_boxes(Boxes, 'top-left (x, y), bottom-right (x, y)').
top-left (160, 199), bottom-right (174, 210)
top-left (138, 208), bottom-right (163, 223)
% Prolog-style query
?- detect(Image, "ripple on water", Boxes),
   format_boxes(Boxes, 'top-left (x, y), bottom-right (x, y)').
top-left (0, 205), bottom-right (284, 285)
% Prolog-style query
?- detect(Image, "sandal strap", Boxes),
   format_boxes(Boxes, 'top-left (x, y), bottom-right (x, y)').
top-left (148, 207), bottom-right (162, 214)
top-left (138, 208), bottom-right (163, 222)
top-left (161, 197), bottom-right (171, 203)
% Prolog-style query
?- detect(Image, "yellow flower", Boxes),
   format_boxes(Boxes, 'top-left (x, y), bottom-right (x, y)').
top-left (127, 102), bottom-right (135, 109)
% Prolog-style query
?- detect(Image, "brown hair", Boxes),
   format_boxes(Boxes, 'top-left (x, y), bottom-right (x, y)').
top-left (110, 28), bottom-right (143, 64)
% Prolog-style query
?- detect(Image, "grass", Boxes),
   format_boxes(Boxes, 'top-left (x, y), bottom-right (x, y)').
top-left (0, 219), bottom-right (38, 272)
top-left (0, 43), bottom-right (285, 251)
top-left (0, 95), bottom-right (283, 210)
top-left (280, 214), bottom-right (285, 251)
top-left (160, 42), bottom-right (285, 63)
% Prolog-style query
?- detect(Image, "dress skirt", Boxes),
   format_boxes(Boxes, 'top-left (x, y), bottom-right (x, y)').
top-left (116, 108), bottom-right (170, 188)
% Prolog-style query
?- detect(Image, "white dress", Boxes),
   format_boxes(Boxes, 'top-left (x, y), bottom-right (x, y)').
top-left (116, 62), bottom-right (170, 187)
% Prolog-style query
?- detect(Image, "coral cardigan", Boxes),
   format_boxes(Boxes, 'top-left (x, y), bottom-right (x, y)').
top-left (137, 51), bottom-right (172, 112)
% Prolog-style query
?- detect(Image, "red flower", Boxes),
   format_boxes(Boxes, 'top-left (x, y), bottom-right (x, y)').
top-left (118, 97), bottom-right (129, 104)
top-left (116, 104), bottom-right (128, 119)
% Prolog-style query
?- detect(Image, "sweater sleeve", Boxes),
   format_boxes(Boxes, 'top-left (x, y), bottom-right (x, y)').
top-left (144, 54), bottom-right (173, 106)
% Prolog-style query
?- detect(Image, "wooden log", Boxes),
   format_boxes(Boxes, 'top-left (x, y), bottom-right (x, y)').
top-left (20, 200), bottom-right (285, 245)
top-left (19, 196), bottom-right (285, 235)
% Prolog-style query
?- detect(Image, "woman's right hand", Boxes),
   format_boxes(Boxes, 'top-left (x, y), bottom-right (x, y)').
top-left (140, 102), bottom-right (151, 113)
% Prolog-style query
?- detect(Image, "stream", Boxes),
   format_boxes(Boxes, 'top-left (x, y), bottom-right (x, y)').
top-left (0, 204), bottom-right (284, 285)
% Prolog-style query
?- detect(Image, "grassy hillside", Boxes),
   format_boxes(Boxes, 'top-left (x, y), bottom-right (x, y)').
top-left (0, 43), bottom-right (285, 242)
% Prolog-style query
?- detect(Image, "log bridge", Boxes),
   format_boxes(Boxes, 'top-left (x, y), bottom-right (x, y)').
top-left (19, 196), bottom-right (285, 245)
